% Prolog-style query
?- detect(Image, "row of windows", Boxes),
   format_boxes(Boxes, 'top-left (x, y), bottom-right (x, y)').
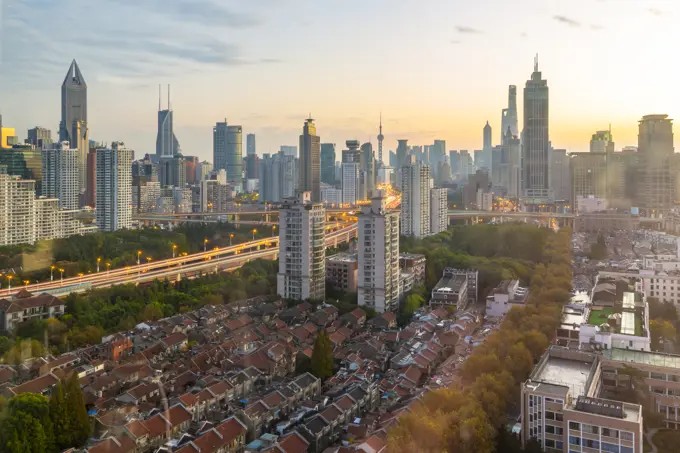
top-left (568, 437), bottom-right (632, 453)
top-left (545, 439), bottom-right (564, 450)
top-left (568, 423), bottom-right (633, 441)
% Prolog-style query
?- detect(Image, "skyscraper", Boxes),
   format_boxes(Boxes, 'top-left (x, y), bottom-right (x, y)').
top-left (299, 118), bottom-right (321, 202)
top-left (320, 143), bottom-right (336, 185)
top-left (521, 55), bottom-right (551, 203)
top-left (590, 129), bottom-right (615, 153)
top-left (0, 174), bottom-right (37, 246)
top-left (400, 160), bottom-right (431, 238)
top-left (27, 127), bottom-right (53, 149)
top-left (430, 187), bottom-right (448, 234)
top-left (42, 141), bottom-right (80, 210)
top-left (155, 85), bottom-right (181, 159)
top-left (246, 133), bottom-right (256, 156)
top-left (501, 85), bottom-right (519, 143)
top-left (213, 120), bottom-right (243, 185)
top-left (481, 121), bottom-right (492, 170)
top-left (59, 60), bottom-right (88, 194)
top-left (361, 142), bottom-right (375, 196)
top-left (85, 148), bottom-right (97, 207)
top-left (358, 191), bottom-right (401, 313)
top-left (277, 191), bottom-right (326, 301)
top-left (96, 142), bottom-right (133, 232)
top-left (396, 139), bottom-right (409, 169)
top-left (377, 114), bottom-right (385, 166)
top-left (637, 114), bottom-right (675, 212)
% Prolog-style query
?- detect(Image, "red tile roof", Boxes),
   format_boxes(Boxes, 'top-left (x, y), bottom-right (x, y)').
top-left (125, 419), bottom-right (149, 438)
top-left (142, 404), bottom-right (192, 438)
top-left (333, 395), bottom-right (356, 411)
top-left (9, 373), bottom-right (59, 395)
top-left (178, 393), bottom-right (198, 407)
top-left (162, 332), bottom-right (188, 348)
top-left (87, 435), bottom-right (136, 453)
top-left (278, 431), bottom-right (310, 453)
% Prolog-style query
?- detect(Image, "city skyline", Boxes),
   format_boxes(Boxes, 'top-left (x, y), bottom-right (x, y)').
top-left (0, 0), bottom-right (677, 160)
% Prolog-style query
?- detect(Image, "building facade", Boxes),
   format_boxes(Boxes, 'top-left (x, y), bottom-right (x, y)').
top-left (358, 192), bottom-right (401, 313)
top-left (326, 253), bottom-right (358, 293)
top-left (42, 141), bottom-right (80, 210)
top-left (637, 114), bottom-right (674, 214)
top-left (430, 187), bottom-right (448, 234)
top-left (96, 143), bottom-right (133, 232)
top-left (59, 60), bottom-right (89, 194)
top-left (400, 162), bottom-right (431, 238)
top-left (299, 119), bottom-right (321, 202)
top-left (277, 192), bottom-right (326, 301)
top-left (320, 143), bottom-right (336, 185)
top-left (213, 120), bottom-right (243, 185)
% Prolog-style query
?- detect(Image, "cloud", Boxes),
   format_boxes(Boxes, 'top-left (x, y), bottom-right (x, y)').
top-left (553, 15), bottom-right (581, 27)
top-left (455, 26), bottom-right (482, 34)
top-left (647, 7), bottom-right (667, 16)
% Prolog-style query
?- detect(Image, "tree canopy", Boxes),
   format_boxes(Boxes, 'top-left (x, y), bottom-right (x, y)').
top-left (310, 330), bottom-right (334, 380)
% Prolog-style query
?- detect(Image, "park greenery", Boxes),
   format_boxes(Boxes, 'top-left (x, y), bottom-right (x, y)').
top-left (0, 374), bottom-right (90, 453)
top-left (388, 228), bottom-right (573, 453)
top-left (310, 330), bottom-right (334, 380)
top-left (0, 223), bottom-right (279, 284)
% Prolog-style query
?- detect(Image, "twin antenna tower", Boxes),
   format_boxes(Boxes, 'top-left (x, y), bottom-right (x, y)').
top-left (159, 84), bottom-right (172, 111)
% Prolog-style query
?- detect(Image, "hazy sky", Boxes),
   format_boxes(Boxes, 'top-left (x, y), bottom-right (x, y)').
top-left (0, 0), bottom-right (678, 162)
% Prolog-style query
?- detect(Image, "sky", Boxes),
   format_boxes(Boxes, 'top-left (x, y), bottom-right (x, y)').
top-left (0, 0), bottom-right (678, 162)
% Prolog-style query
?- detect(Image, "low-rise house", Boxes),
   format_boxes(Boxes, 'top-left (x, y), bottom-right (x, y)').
top-left (117, 382), bottom-right (161, 405)
top-left (141, 404), bottom-right (193, 449)
top-left (340, 309), bottom-right (366, 330)
top-left (370, 313), bottom-right (396, 330)
top-left (174, 417), bottom-right (247, 453)
top-left (87, 434), bottom-right (137, 453)
top-left (6, 372), bottom-right (60, 396)
top-left (0, 292), bottom-right (65, 332)
top-left (289, 373), bottom-right (321, 402)
top-left (300, 416), bottom-right (330, 453)
top-left (161, 333), bottom-right (189, 355)
top-left (35, 353), bottom-right (80, 376)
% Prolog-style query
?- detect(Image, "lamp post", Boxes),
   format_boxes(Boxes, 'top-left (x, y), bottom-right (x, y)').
top-left (137, 250), bottom-right (142, 266)
top-left (50, 265), bottom-right (55, 281)
top-left (252, 229), bottom-right (257, 241)
top-left (23, 280), bottom-right (29, 288)
top-left (106, 263), bottom-right (111, 273)
top-left (97, 257), bottom-right (101, 273)
top-left (172, 244), bottom-right (177, 258)
top-left (204, 238), bottom-right (208, 252)
top-left (272, 225), bottom-right (277, 237)
top-left (229, 234), bottom-right (234, 246)
top-left (59, 269), bottom-right (64, 284)
top-left (146, 257), bottom-right (152, 271)
top-left (7, 275), bottom-right (12, 291)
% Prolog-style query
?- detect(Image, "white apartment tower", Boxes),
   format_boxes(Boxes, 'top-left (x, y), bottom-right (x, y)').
top-left (96, 142), bottom-right (133, 232)
top-left (400, 161), bottom-right (431, 238)
top-left (277, 191), bottom-right (326, 301)
top-left (358, 191), bottom-right (401, 313)
top-left (341, 162), bottom-right (360, 206)
top-left (42, 141), bottom-right (80, 210)
top-left (0, 174), bottom-right (37, 246)
top-left (430, 187), bottom-right (448, 234)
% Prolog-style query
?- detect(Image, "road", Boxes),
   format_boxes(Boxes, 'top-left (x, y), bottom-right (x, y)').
top-left (0, 224), bottom-right (358, 299)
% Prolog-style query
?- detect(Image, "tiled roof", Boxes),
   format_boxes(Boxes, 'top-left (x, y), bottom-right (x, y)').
top-left (143, 404), bottom-right (192, 438)
top-left (9, 373), bottom-right (59, 395)
top-left (278, 431), bottom-right (310, 453)
top-left (87, 435), bottom-right (136, 453)
top-left (162, 332), bottom-right (188, 348)
top-left (125, 419), bottom-right (149, 438)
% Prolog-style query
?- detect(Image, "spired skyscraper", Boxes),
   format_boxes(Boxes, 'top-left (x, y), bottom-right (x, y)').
top-left (59, 60), bottom-right (89, 195)
top-left (156, 85), bottom-right (181, 159)
top-left (521, 55), bottom-right (551, 205)
top-left (299, 118), bottom-right (321, 202)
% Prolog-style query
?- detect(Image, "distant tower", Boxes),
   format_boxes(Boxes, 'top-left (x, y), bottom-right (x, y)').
top-left (299, 118), bottom-right (321, 202)
top-left (377, 114), bottom-right (385, 166)
top-left (501, 85), bottom-right (519, 144)
top-left (156, 85), bottom-right (181, 158)
top-left (59, 59), bottom-right (88, 194)
top-left (521, 54), bottom-right (550, 203)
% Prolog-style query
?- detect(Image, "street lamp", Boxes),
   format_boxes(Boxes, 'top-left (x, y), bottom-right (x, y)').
top-left (137, 250), bottom-right (142, 266)
top-left (252, 229), bottom-right (257, 241)
top-left (272, 225), bottom-right (277, 237)
top-left (59, 269), bottom-right (64, 284)
top-left (23, 280), bottom-right (29, 288)
top-left (204, 238), bottom-right (208, 252)
top-left (146, 257), bottom-right (152, 271)
top-left (172, 244), bottom-right (177, 258)
top-left (77, 273), bottom-right (84, 285)
top-left (97, 257), bottom-right (101, 273)
top-left (229, 234), bottom-right (234, 246)
top-left (50, 265), bottom-right (55, 282)
top-left (106, 262), bottom-right (111, 273)
top-left (7, 275), bottom-right (12, 290)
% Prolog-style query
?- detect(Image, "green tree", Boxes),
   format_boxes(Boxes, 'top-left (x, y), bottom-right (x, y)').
top-left (0, 336), bottom-right (12, 356)
top-left (310, 330), bottom-right (334, 380)
top-left (650, 319), bottom-right (677, 351)
top-left (1, 393), bottom-right (54, 453)
top-left (64, 373), bottom-right (91, 447)
top-left (49, 381), bottom-right (71, 450)
top-left (589, 234), bottom-right (607, 260)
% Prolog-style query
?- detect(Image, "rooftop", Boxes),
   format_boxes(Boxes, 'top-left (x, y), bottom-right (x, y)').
top-left (603, 348), bottom-right (680, 370)
top-left (432, 274), bottom-right (467, 294)
top-left (326, 253), bottom-right (357, 264)
top-left (531, 349), bottom-right (596, 397)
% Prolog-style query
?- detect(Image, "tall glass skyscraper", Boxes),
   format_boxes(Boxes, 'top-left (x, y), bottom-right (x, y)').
top-left (299, 118), bottom-right (321, 202)
top-left (213, 120), bottom-right (243, 185)
top-left (59, 60), bottom-right (88, 193)
top-left (156, 85), bottom-right (180, 158)
top-left (320, 143), bottom-right (336, 185)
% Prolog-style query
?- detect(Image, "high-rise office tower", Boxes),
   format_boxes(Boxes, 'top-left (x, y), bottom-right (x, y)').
top-left (496, 129), bottom-right (521, 198)
top-left (184, 156), bottom-right (198, 185)
top-left (400, 160), bottom-right (431, 238)
top-left (590, 128), bottom-right (615, 153)
top-left (299, 118), bottom-right (321, 202)
top-left (430, 140), bottom-right (446, 180)
top-left (377, 114), bottom-right (385, 166)
top-left (341, 161), bottom-right (360, 206)
top-left (159, 154), bottom-right (186, 187)
top-left (521, 55), bottom-right (551, 203)
top-left (156, 85), bottom-right (181, 159)
top-left (361, 142), bottom-right (375, 196)
top-left (277, 191), bottom-right (326, 301)
top-left (481, 121), bottom-right (492, 171)
top-left (280, 146), bottom-right (297, 158)
top-left (501, 85), bottom-right (519, 143)
top-left (59, 60), bottom-right (88, 194)
top-left (320, 143), bottom-right (336, 185)
top-left (396, 140), bottom-right (409, 169)
top-left (245, 154), bottom-right (259, 180)
top-left (96, 142), bottom-right (133, 232)
top-left (637, 114), bottom-right (675, 212)
top-left (430, 187), bottom-right (448, 234)
top-left (27, 127), bottom-right (53, 149)
top-left (551, 148), bottom-right (571, 203)
top-left (260, 152), bottom-right (297, 203)
top-left (42, 142), bottom-right (80, 210)
top-left (0, 145), bottom-right (43, 193)
top-left (246, 133), bottom-right (256, 156)
top-left (213, 120), bottom-right (243, 185)
top-left (358, 191), bottom-right (401, 313)
top-left (342, 140), bottom-right (361, 163)
top-left (571, 152), bottom-right (607, 203)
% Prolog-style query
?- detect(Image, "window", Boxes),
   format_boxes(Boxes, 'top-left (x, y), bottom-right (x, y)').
top-left (546, 439), bottom-right (555, 448)
top-left (569, 422), bottom-right (580, 431)
top-left (545, 411), bottom-right (555, 420)
top-left (556, 441), bottom-right (563, 450)
top-left (583, 439), bottom-right (599, 449)
top-left (621, 447), bottom-right (633, 453)
top-left (556, 413), bottom-right (564, 422)
top-left (651, 372), bottom-right (666, 380)
top-left (601, 442), bottom-right (619, 453)
top-left (620, 431), bottom-right (634, 442)
top-left (582, 424), bottom-right (599, 435)
top-left (546, 425), bottom-right (555, 434)
top-left (569, 436), bottom-right (581, 446)
top-left (602, 428), bottom-right (619, 439)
